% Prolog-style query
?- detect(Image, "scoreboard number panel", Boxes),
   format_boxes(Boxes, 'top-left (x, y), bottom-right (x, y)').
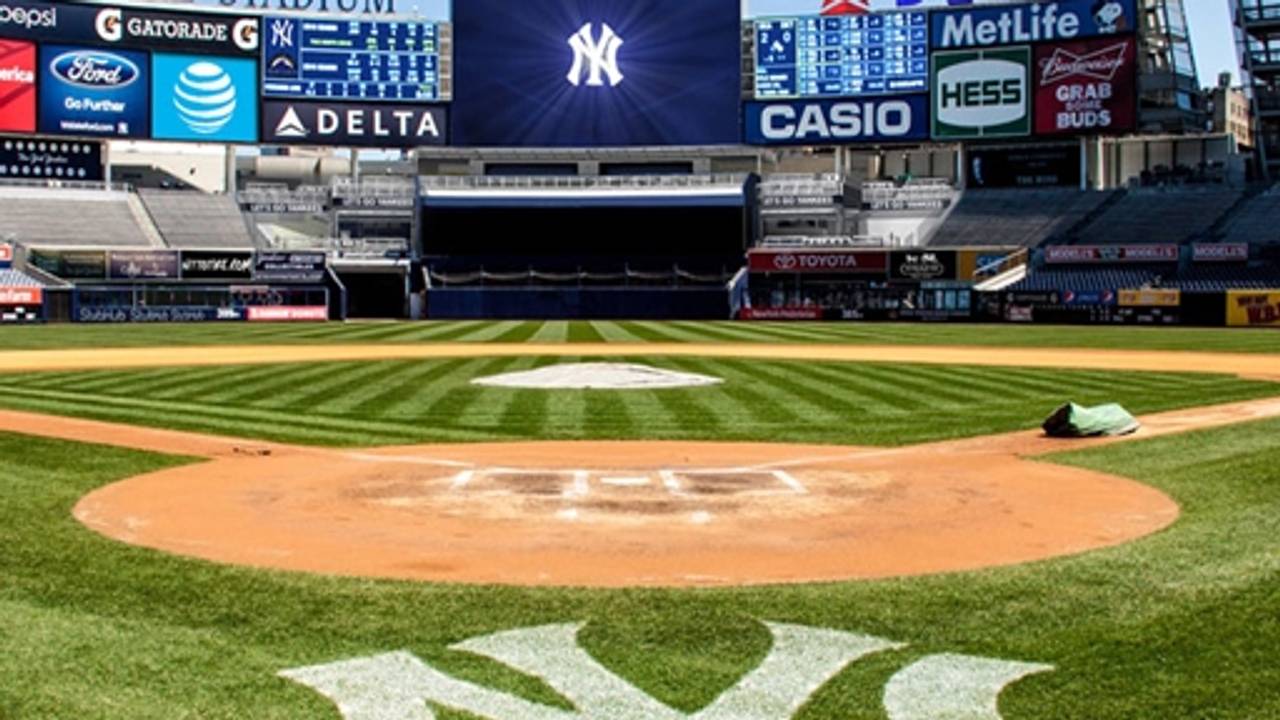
top-left (262, 15), bottom-right (446, 103)
top-left (754, 11), bottom-right (929, 100)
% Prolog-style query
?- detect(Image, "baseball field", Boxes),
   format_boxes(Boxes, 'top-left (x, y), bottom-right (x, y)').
top-left (1, 321), bottom-right (1278, 719)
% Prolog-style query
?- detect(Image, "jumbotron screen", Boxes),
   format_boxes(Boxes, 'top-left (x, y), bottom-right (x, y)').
top-left (754, 11), bottom-right (929, 99)
top-left (261, 15), bottom-right (444, 103)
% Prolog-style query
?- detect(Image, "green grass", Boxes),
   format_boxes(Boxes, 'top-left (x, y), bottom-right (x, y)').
top-left (0, 356), bottom-right (1276, 447)
top-left (0, 320), bottom-right (1279, 353)
top-left (1, 415), bottom-right (1278, 718)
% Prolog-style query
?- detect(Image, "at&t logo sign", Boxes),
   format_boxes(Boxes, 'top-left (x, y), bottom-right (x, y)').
top-left (567, 22), bottom-right (623, 87)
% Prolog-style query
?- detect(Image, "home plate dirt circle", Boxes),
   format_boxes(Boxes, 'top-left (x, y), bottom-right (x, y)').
top-left (74, 438), bottom-right (1179, 587)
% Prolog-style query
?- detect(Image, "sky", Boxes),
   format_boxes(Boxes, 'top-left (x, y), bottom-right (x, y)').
top-left (185, 0), bottom-right (1242, 88)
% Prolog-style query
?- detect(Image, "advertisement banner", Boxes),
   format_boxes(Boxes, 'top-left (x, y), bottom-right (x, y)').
top-left (451, 0), bottom-right (741, 146)
top-left (1034, 36), bottom-right (1136, 136)
top-left (739, 306), bottom-right (823, 321)
top-left (0, 136), bottom-right (103, 181)
top-left (744, 94), bottom-right (928, 145)
top-left (246, 305), bottom-right (328, 322)
top-left (0, 242), bottom-right (11, 268)
top-left (152, 53), bottom-right (258, 143)
top-left (107, 250), bottom-right (181, 280)
top-left (1061, 289), bottom-right (1116, 306)
top-left (92, 7), bottom-right (259, 57)
top-left (889, 250), bottom-right (957, 281)
top-left (932, 47), bottom-right (1030, 140)
top-left (1193, 243), bottom-right (1249, 262)
top-left (38, 45), bottom-right (149, 139)
top-left (180, 250), bottom-right (253, 280)
top-left (0, 39), bottom-right (35, 133)
top-left (28, 249), bottom-right (106, 279)
top-left (967, 145), bottom-right (1079, 188)
top-left (1118, 289), bottom-right (1180, 307)
top-left (0, 286), bottom-right (41, 304)
top-left (76, 305), bottom-right (244, 323)
top-left (0, 1), bottom-right (98, 43)
top-left (1044, 245), bottom-right (1179, 264)
top-left (958, 249), bottom-right (1018, 279)
top-left (252, 251), bottom-right (326, 282)
top-left (931, 0), bottom-right (1137, 50)
top-left (747, 250), bottom-right (888, 274)
top-left (1226, 290), bottom-right (1280, 327)
top-left (262, 100), bottom-right (447, 147)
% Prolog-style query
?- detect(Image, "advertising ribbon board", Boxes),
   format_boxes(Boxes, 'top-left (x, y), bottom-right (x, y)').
top-left (107, 250), bottom-right (181, 280)
top-left (252, 251), bottom-right (326, 283)
top-left (1193, 243), bottom-right (1249, 262)
top-left (739, 307), bottom-right (823, 321)
top-left (180, 250), bottom-right (254, 280)
top-left (1225, 290), bottom-right (1280, 328)
top-left (747, 250), bottom-right (888, 274)
top-left (890, 250), bottom-right (958, 281)
top-left (246, 306), bottom-right (328, 322)
top-left (1118, 289), bottom-right (1180, 308)
top-left (1045, 245), bottom-right (1179, 264)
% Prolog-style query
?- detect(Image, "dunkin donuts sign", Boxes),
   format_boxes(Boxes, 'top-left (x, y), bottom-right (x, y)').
top-left (1035, 36), bottom-right (1136, 136)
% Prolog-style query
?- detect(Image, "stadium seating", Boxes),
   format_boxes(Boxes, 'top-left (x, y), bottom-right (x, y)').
top-left (0, 268), bottom-right (43, 287)
top-left (1162, 265), bottom-right (1280, 291)
top-left (0, 185), bottom-right (154, 247)
top-left (1009, 267), bottom-right (1167, 292)
top-left (1069, 187), bottom-right (1242, 245)
top-left (1217, 185), bottom-right (1280, 246)
top-left (928, 189), bottom-right (1111, 248)
top-left (139, 190), bottom-right (255, 249)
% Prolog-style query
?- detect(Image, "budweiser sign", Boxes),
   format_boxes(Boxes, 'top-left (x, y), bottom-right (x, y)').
top-left (1039, 42), bottom-right (1128, 85)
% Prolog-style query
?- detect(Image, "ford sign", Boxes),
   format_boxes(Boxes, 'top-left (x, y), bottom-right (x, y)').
top-left (745, 95), bottom-right (928, 145)
top-left (49, 50), bottom-right (138, 90)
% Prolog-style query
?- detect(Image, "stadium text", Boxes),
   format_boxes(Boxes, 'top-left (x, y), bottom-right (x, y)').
top-left (217, 0), bottom-right (394, 14)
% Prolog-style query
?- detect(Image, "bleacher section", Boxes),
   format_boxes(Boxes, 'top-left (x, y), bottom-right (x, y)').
top-left (1070, 187), bottom-right (1242, 245)
top-left (0, 268), bottom-right (42, 286)
top-left (928, 189), bottom-right (1110, 248)
top-left (1162, 265), bottom-right (1280, 292)
top-left (1009, 267), bottom-right (1166, 292)
top-left (1218, 186), bottom-right (1280, 246)
top-left (0, 185), bottom-right (153, 247)
top-left (139, 190), bottom-right (255, 249)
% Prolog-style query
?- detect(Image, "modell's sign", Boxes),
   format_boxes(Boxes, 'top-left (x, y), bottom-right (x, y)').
top-left (1045, 245), bottom-right (1178, 264)
top-left (1193, 243), bottom-right (1249, 262)
top-left (1035, 37), bottom-right (1135, 136)
top-left (748, 250), bottom-right (888, 274)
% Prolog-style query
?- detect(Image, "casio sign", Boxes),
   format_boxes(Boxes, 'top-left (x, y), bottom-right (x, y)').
top-left (747, 96), bottom-right (927, 145)
top-left (937, 59), bottom-right (1024, 125)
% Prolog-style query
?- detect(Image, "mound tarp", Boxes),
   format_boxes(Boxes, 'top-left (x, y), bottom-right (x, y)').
top-left (1042, 403), bottom-right (1141, 438)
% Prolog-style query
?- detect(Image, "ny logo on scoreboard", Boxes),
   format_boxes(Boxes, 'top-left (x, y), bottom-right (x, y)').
top-left (566, 22), bottom-right (624, 87)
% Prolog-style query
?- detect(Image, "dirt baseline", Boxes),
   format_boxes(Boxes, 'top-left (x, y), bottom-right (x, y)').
top-left (48, 396), bottom-right (1280, 587)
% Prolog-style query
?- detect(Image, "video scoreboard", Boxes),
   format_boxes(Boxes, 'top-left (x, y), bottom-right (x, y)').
top-left (754, 12), bottom-right (929, 99)
top-left (262, 16), bottom-right (445, 103)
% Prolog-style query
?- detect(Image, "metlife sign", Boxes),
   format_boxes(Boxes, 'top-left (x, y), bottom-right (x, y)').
top-left (262, 100), bottom-right (446, 147)
top-left (932, 47), bottom-right (1030, 139)
top-left (38, 44), bottom-right (149, 138)
top-left (930, 0), bottom-right (1136, 50)
top-left (745, 94), bottom-right (927, 145)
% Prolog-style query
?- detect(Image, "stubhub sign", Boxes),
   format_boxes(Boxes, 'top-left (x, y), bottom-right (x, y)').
top-left (745, 95), bottom-right (927, 145)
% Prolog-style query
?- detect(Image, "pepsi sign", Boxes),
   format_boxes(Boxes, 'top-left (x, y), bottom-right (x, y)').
top-left (38, 45), bottom-right (148, 139)
top-left (0, 1), bottom-right (97, 43)
top-left (745, 94), bottom-right (927, 145)
top-left (930, 0), bottom-right (1136, 50)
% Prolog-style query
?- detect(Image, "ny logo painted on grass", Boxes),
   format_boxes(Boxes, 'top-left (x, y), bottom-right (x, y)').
top-left (280, 622), bottom-right (1051, 719)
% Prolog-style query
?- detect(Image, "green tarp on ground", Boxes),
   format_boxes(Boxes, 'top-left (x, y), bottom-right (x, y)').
top-left (1042, 402), bottom-right (1141, 438)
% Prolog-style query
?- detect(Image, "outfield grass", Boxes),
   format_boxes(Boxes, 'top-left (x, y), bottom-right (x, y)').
top-left (0, 320), bottom-right (1278, 353)
top-left (1, 417), bottom-right (1277, 719)
top-left (0, 356), bottom-right (1276, 446)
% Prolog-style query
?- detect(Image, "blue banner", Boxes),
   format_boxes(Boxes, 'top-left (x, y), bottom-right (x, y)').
top-left (152, 53), bottom-right (258, 143)
top-left (744, 94), bottom-right (928, 145)
top-left (38, 45), bottom-right (149, 139)
top-left (930, 0), bottom-right (1137, 50)
top-left (451, 0), bottom-right (741, 147)
top-left (0, 1), bottom-right (97, 43)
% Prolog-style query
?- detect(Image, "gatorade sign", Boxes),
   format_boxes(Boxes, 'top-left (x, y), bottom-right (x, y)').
top-left (932, 47), bottom-right (1030, 139)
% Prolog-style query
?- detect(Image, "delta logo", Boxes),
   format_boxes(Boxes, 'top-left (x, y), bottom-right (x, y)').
top-left (0, 40), bottom-right (35, 133)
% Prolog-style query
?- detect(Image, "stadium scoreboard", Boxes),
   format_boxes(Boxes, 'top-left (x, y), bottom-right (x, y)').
top-left (754, 12), bottom-right (929, 99)
top-left (262, 16), bottom-right (446, 103)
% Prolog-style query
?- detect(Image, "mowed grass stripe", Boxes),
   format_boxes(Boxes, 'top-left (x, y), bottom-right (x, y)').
top-left (529, 322), bottom-right (569, 343)
top-left (287, 361), bottom-right (428, 414)
top-left (588, 321), bottom-right (650, 343)
top-left (451, 356), bottom-right (545, 432)
top-left (567, 322), bottom-right (606, 343)
top-left (786, 362), bottom-right (933, 414)
top-left (719, 359), bottom-right (878, 422)
top-left (880, 364), bottom-right (1018, 405)
top-left (372, 358), bottom-right (496, 421)
top-left (674, 357), bottom-right (805, 429)
top-left (417, 356), bottom-right (530, 430)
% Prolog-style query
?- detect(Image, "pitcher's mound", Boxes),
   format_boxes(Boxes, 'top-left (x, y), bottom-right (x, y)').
top-left (471, 362), bottom-right (722, 389)
top-left (73, 439), bottom-right (1178, 587)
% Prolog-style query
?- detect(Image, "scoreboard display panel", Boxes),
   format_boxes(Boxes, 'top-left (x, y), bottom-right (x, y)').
top-left (754, 12), bottom-right (929, 100)
top-left (262, 16), bottom-right (444, 103)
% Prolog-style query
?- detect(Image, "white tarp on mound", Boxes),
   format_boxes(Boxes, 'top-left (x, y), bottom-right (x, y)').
top-left (471, 363), bottom-right (723, 390)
